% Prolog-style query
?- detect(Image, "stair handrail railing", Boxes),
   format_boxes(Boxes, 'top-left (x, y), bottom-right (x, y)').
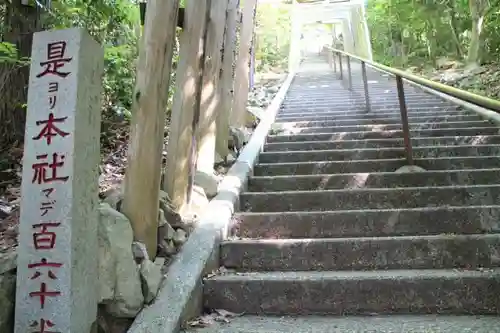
top-left (326, 47), bottom-right (500, 166)
top-left (328, 47), bottom-right (500, 111)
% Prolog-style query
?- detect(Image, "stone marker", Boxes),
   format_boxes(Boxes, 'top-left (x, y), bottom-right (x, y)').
top-left (15, 28), bottom-right (103, 333)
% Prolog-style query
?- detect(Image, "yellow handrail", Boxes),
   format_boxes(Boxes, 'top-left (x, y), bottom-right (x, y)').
top-left (328, 47), bottom-right (500, 112)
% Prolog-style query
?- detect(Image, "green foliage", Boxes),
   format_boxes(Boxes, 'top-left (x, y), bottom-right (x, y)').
top-left (255, 2), bottom-right (291, 72)
top-left (366, 0), bottom-right (500, 67)
top-left (42, 0), bottom-right (141, 119)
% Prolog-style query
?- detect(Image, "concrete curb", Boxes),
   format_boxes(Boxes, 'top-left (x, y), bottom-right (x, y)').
top-left (127, 71), bottom-right (296, 333)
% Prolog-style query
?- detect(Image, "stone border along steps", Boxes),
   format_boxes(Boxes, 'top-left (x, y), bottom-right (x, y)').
top-left (183, 54), bottom-right (500, 332)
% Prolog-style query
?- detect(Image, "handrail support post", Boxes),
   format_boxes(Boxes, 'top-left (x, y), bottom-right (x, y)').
top-left (395, 75), bottom-right (414, 165)
top-left (338, 53), bottom-right (343, 80)
top-left (332, 51), bottom-right (337, 73)
top-left (361, 61), bottom-right (370, 112)
top-left (346, 56), bottom-right (352, 90)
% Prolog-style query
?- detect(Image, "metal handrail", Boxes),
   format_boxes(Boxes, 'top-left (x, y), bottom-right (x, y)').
top-left (328, 47), bottom-right (500, 112)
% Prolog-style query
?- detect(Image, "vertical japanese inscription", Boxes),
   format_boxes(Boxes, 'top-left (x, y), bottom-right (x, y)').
top-left (16, 27), bottom-right (102, 333)
top-left (16, 29), bottom-right (74, 333)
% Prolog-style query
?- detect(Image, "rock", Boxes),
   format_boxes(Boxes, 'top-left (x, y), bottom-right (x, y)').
top-left (0, 272), bottom-right (15, 333)
top-left (139, 259), bottom-right (163, 304)
top-left (194, 170), bottom-right (221, 198)
top-left (102, 186), bottom-right (123, 211)
top-left (98, 203), bottom-right (144, 318)
top-left (395, 165), bottom-right (427, 173)
top-left (227, 152), bottom-right (237, 163)
top-left (131, 241), bottom-right (149, 263)
top-left (158, 239), bottom-right (177, 256)
top-left (173, 228), bottom-right (187, 246)
top-left (0, 251), bottom-right (17, 275)
top-left (158, 220), bottom-right (176, 242)
top-left (158, 208), bottom-right (167, 227)
top-left (215, 151), bottom-right (225, 164)
top-left (154, 257), bottom-right (166, 268)
top-left (229, 126), bottom-right (251, 151)
top-left (266, 85), bottom-right (279, 94)
top-left (189, 185), bottom-right (209, 215)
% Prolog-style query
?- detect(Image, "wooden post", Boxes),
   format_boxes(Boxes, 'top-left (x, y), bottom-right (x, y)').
top-left (229, 0), bottom-right (257, 128)
top-left (216, 0), bottom-right (239, 158)
top-left (196, 0), bottom-right (230, 173)
top-left (164, 0), bottom-right (208, 213)
top-left (122, 0), bottom-right (180, 259)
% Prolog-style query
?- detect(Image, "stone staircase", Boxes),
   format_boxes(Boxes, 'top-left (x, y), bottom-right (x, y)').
top-left (188, 56), bottom-right (500, 332)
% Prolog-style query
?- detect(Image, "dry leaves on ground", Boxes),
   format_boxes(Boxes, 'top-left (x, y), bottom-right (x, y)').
top-left (186, 309), bottom-right (244, 328)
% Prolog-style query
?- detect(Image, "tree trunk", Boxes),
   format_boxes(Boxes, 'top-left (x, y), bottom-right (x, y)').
top-left (467, 0), bottom-right (490, 66)
top-left (0, 0), bottom-right (40, 146)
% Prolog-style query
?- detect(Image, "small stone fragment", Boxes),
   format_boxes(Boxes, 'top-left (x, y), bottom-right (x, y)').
top-left (158, 208), bottom-right (167, 227)
top-left (395, 165), bottom-right (426, 173)
top-left (131, 241), bottom-right (149, 263)
top-left (173, 228), bottom-right (187, 246)
top-left (194, 170), bottom-right (221, 198)
top-left (139, 259), bottom-right (163, 304)
top-left (158, 221), bottom-right (176, 241)
top-left (159, 239), bottom-right (177, 256)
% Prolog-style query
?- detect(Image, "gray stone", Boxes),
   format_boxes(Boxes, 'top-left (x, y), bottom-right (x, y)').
top-left (158, 208), bottom-right (167, 227)
top-left (159, 239), bottom-right (177, 256)
top-left (159, 220), bottom-right (176, 241)
top-left (173, 229), bottom-right (187, 246)
top-left (0, 251), bottom-right (17, 275)
top-left (102, 186), bottom-right (123, 211)
top-left (15, 28), bottom-right (103, 333)
top-left (139, 259), bottom-right (163, 304)
top-left (194, 171), bottom-right (221, 198)
top-left (185, 186), bottom-right (209, 217)
top-left (395, 165), bottom-right (427, 173)
top-left (98, 203), bottom-right (144, 318)
top-left (0, 273), bottom-right (15, 333)
top-left (131, 241), bottom-right (149, 263)
top-left (229, 127), bottom-right (251, 151)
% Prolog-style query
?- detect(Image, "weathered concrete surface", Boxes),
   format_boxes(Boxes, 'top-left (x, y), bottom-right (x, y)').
top-left (271, 114), bottom-right (482, 129)
top-left (248, 169), bottom-right (500, 191)
top-left (272, 121), bottom-right (493, 136)
top-left (258, 144), bottom-right (500, 163)
top-left (232, 206), bottom-right (500, 239)
top-left (221, 234), bottom-right (500, 271)
top-left (254, 156), bottom-right (500, 175)
top-left (266, 126), bottom-right (499, 143)
top-left (204, 269), bottom-right (500, 315)
top-left (183, 315), bottom-right (500, 333)
top-left (264, 135), bottom-right (500, 152)
top-left (241, 185), bottom-right (500, 212)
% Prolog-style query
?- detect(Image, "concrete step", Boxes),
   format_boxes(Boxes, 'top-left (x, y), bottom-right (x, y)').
top-left (203, 269), bottom-right (500, 315)
top-left (232, 206), bottom-right (500, 239)
top-left (280, 103), bottom-right (456, 111)
top-left (275, 110), bottom-right (463, 121)
top-left (266, 127), bottom-right (499, 143)
top-left (182, 315), bottom-right (500, 333)
top-left (240, 185), bottom-right (500, 212)
top-left (281, 103), bottom-right (452, 111)
top-left (258, 145), bottom-right (500, 163)
top-left (221, 234), bottom-right (500, 271)
top-left (283, 98), bottom-right (448, 105)
top-left (272, 114), bottom-right (482, 128)
top-left (248, 169), bottom-right (500, 192)
top-left (264, 135), bottom-right (500, 152)
top-left (254, 156), bottom-right (500, 176)
top-left (274, 121), bottom-right (493, 135)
